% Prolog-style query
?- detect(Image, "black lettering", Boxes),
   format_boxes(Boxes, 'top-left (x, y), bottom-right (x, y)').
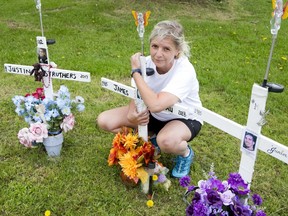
top-left (178, 110), bottom-right (186, 117)
top-left (37, 39), bottom-right (44, 44)
top-left (80, 74), bottom-right (88, 79)
top-left (166, 107), bottom-right (173, 113)
top-left (70, 73), bottom-right (76, 79)
top-left (113, 84), bottom-right (128, 96)
top-left (194, 108), bottom-right (202, 116)
top-left (267, 146), bottom-right (288, 158)
top-left (101, 81), bottom-right (108, 87)
top-left (63, 73), bottom-right (69, 78)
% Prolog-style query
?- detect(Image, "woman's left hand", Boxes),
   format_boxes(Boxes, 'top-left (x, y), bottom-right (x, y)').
top-left (130, 52), bottom-right (142, 69)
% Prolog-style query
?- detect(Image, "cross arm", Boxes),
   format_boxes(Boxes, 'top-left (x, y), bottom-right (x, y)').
top-left (4, 63), bottom-right (91, 82)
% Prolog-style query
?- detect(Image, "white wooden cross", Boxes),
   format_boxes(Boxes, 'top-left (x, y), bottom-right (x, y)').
top-left (101, 3), bottom-right (288, 185)
top-left (101, 78), bottom-right (288, 184)
top-left (3, 0), bottom-right (91, 99)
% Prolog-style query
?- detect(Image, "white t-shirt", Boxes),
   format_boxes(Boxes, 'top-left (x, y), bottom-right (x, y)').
top-left (133, 56), bottom-right (203, 124)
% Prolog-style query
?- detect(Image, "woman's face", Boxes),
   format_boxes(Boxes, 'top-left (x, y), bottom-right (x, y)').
top-left (39, 49), bottom-right (46, 57)
top-left (150, 37), bottom-right (179, 74)
top-left (244, 134), bottom-right (254, 148)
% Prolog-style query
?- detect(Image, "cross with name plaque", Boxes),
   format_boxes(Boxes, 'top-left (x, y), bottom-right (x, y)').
top-left (3, 0), bottom-right (91, 99)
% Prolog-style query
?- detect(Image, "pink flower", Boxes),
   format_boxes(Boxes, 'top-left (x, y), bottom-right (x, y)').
top-left (29, 122), bottom-right (48, 143)
top-left (18, 128), bottom-right (33, 147)
top-left (61, 114), bottom-right (75, 132)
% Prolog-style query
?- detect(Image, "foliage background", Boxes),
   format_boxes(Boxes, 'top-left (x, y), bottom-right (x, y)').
top-left (0, 0), bottom-right (287, 215)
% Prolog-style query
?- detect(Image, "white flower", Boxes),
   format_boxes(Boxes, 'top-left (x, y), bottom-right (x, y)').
top-left (75, 96), bottom-right (85, 103)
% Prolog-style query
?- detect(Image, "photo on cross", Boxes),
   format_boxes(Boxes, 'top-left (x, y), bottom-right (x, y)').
top-left (241, 130), bottom-right (259, 154)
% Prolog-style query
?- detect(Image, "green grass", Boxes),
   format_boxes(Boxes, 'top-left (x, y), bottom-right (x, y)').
top-left (1, 0), bottom-right (287, 215)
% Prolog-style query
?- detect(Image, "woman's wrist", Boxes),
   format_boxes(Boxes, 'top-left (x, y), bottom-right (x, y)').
top-left (131, 68), bottom-right (142, 77)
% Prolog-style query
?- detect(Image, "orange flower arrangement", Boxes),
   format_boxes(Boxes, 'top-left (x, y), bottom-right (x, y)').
top-left (108, 127), bottom-right (156, 184)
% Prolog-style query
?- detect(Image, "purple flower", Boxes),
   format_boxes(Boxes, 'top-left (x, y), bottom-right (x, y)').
top-left (228, 173), bottom-right (244, 185)
top-left (192, 201), bottom-right (208, 216)
top-left (220, 190), bottom-right (235, 205)
top-left (187, 185), bottom-right (195, 192)
top-left (235, 182), bottom-right (250, 196)
top-left (206, 189), bottom-right (223, 206)
top-left (230, 199), bottom-right (252, 216)
top-left (255, 210), bottom-right (266, 216)
top-left (220, 211), bottom-right (229, 216)
top-left (252, 194), bottom-right (263, 206)
top-left (209, 178), bottom-right (225, 192)
top-left (157, 174), bottom-right (167, 183)
top-left (182, 171), bottom-right (265, 216)
top-left (228, 175), bottom-right (250, 196)
top-left (180, 176), bottom-right (191, 187)
top-left (198, 180), bottom-right (209, 192)
top-left (192, 192), bottom-right (201, 203)
top-left (186, 203), bottom-right (194, 216)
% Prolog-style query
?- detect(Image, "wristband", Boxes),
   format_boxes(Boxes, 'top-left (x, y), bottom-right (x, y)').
top-left (131, 68), bottom-right (142, 77)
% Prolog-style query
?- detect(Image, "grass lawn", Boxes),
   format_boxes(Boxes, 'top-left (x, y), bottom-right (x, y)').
top-left (0, 0), bottom-right (287, 215)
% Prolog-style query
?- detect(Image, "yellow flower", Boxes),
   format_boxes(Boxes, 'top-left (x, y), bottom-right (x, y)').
top-left (152, 175), bottom-right (158, 181)
top-left (119, 152), bottom-right (142, 179)
top-left (124, 133), bottom-right (138, 150)
top-left (44, 210), bottom-right (51, 216)
top-left (137, 167), bottom-right (149, 183)
top-left (146, 199), bottom-right (154, 208)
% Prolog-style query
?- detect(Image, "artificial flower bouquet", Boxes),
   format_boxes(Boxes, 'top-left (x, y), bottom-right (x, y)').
top-left (108, 127), bottom-right (171, 192)
top-left (108, 127), bottom-right (156, 185)
top-left (12, 86), bottom-right (85, 147)
top-left (179, 165), bottom-right (266, 216)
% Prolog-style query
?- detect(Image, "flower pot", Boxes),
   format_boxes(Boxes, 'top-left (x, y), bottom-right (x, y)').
top-left (120, 171), bottom-right (138, 188)
top-left (43, 132), bottom-right (63, 157)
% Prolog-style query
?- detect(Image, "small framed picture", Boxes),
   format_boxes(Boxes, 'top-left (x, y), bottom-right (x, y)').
top-left (241, 130), bottom-right (258, 154)
top-left (37, 48), bottom-right (48, 64)
top-left (36, 36), bottom-right (49, 64)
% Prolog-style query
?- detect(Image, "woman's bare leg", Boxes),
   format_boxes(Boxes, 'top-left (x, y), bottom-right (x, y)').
top-left (97, 105), bottom-right (136, 133)
top-left (156, 120), bottom-right (192, 156)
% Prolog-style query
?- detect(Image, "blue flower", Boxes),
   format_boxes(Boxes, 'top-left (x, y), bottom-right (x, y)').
top-left (51, 109), bottom-right (59, 118)
top-left (76, 103), bottom-right (85, 112)
top-left (13, 86), bottom-right (85, 134)
top-left (61, 106), bottom-right (71, 115)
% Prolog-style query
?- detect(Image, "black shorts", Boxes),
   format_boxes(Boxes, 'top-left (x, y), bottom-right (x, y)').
top-left (148, 114), bottom-right (202, 142)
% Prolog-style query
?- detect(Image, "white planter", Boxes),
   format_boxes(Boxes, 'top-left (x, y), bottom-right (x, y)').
top-left (43, 132), bottom-right (64, 157)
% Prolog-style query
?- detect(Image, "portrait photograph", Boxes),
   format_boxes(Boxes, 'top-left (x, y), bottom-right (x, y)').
top-left (241, 130), bottom-right (258, 154)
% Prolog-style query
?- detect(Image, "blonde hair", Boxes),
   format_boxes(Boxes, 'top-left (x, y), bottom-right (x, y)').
top-left (149, 20), bottom-right (191, 58)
